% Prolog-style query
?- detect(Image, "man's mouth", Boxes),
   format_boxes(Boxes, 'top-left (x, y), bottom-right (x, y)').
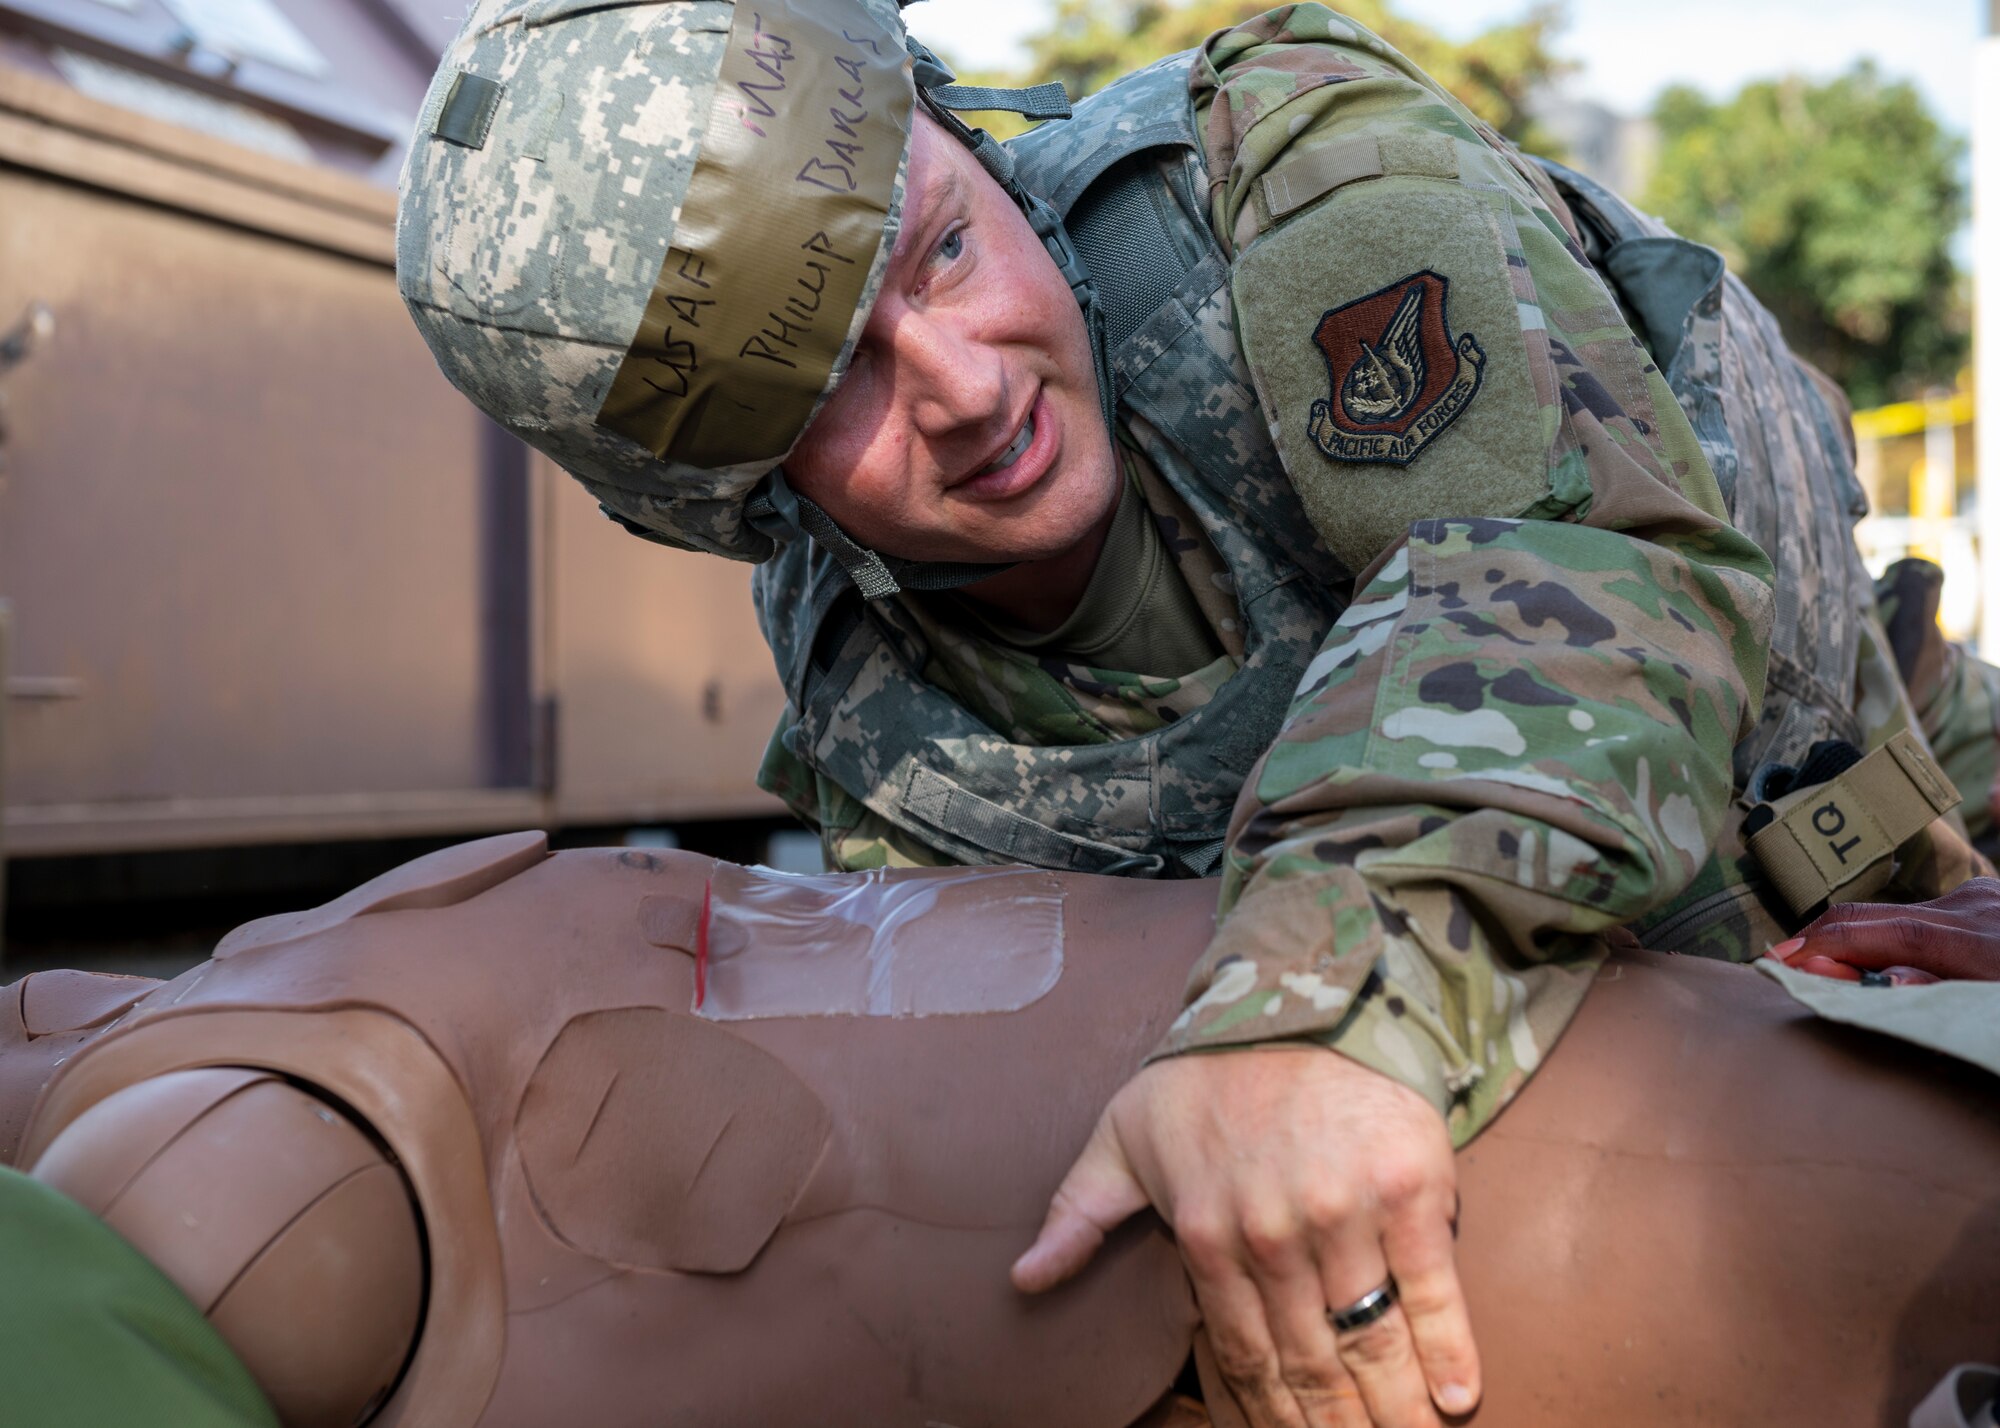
top-left (953, 392), bottom-right (1058, 502)
top-left (976, 414), bottom-right (1036, 477)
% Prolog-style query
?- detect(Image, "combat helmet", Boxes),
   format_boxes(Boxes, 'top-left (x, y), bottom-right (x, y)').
top-left (398, 0), bottom-right (1101, 599)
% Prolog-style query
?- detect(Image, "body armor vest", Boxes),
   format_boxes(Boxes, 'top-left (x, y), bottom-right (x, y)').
top-left (753, 53), bottom-right (1881, 908)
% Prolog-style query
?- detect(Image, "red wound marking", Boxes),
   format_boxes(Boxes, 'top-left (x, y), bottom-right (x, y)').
top-left (695, 875), bottom-right (712, 1010)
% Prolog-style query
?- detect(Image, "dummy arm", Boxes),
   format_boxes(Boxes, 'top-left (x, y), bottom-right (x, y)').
top-left (29, 1067), bottom-right (424, 1428)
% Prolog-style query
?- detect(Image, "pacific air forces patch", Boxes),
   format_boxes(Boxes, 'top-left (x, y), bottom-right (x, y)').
top-left (1306, 271), bottom-right (1485, 467)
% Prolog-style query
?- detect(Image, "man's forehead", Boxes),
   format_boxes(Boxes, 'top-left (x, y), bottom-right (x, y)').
top-left (891, 148), bottom-right (968, 264)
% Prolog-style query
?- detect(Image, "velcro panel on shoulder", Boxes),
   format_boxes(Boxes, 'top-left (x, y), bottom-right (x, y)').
top-left (1262, 136), bottom-right (1381, 221)
top-left (1232, 174), bottom-right (1549, 576)
top-left (1377, 131), bottom-right (1460, 181)
top-left (1257, 132), bottom-right (1458, 226)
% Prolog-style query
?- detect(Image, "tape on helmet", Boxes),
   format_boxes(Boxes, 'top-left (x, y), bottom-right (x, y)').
top-left (595, 0), bottom-right (908, 471)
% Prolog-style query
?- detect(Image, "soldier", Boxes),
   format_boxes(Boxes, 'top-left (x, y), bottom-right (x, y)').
top-left (395, 5), bottom-right (1991, 1427)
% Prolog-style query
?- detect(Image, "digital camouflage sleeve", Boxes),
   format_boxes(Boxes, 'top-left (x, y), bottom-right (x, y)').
top-left (1877, 557), bottom-right (2000, 863)
top-left (1154, 7), bottom-right (1774, 1144)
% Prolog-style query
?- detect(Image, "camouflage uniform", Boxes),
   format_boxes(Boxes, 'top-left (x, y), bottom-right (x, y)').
top-left (397, 2), bottom-right (1985, 1147)
top-left (756, 8), bottom-right (1999, 1144)
top-left (1876, 558), bottom-right (2000, 863)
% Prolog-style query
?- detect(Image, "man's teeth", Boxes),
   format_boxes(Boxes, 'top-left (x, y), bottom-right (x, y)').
top-left (980, 417), bottom-right (1035, 475)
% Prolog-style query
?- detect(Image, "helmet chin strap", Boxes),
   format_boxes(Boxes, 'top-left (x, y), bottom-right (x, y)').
top-left (754, 35), bottom-right (1116, 603)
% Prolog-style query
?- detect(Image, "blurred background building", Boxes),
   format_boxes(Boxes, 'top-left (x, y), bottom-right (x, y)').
top-left (0, 0), bottom-right (1989, 967)
top-left (0, 0), bottom-right (808, 969)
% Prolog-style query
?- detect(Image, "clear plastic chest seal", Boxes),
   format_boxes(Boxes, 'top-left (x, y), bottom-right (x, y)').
top-left (697, 865), bottom-right (1065, 1020)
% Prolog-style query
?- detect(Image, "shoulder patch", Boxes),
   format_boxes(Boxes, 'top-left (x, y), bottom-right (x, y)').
top-left (1230, 173), bottom-right (1552, 575)
top-left (1307, 271), bottom-right (1485, 466)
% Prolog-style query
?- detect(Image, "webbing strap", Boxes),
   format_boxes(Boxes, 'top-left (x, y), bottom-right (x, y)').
top-left (904, 37), bottom-right (1070, 123)
top-left (746, 482), bottom-right (901, 600)
top-left (1748, 728), bottom-right (1961, 916)
top-left (929, 82), bottom-right (1072, 121)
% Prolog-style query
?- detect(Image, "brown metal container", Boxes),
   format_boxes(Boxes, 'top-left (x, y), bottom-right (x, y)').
top-left (0, 0), bottom-right (787, 872)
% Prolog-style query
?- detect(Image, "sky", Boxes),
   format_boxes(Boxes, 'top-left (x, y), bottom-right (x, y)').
top-left (902, 0), bottom-right (1981, 137)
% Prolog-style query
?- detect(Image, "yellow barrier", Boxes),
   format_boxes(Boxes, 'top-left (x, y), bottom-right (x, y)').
top-left (1851, 390), bottom-right (1974, 442)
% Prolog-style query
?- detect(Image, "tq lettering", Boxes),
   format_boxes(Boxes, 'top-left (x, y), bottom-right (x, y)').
top-left (1811, 799), bottom-right (1865, 866)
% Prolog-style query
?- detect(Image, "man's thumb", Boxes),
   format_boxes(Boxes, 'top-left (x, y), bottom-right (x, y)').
top-left (1010, 1118), bottom-right (1150, 1294)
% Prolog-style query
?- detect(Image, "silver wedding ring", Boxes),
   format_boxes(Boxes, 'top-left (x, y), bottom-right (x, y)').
top-left (1328, 1276), bottom-right (1399, 1333)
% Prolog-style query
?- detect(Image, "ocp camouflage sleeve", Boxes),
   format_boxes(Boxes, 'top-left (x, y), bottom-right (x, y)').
top-left (1152, 6), bottom-right (1775, 1145)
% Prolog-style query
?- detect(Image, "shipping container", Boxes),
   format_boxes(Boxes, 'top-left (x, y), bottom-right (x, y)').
top-left (0, 0), bottom-right (793, 953)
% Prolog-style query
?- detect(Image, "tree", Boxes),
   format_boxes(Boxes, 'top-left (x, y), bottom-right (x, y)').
top-left (940, 0), bottom-right (1572, 152)
top-left (1642, 65), bottom-right (1966, 408)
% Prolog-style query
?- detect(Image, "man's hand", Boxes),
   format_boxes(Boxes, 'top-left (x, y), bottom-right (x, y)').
top-left (1768, 877), bottom-right (2000, 985)
top-left (1011, 1045), bottom-right (1478, 1428)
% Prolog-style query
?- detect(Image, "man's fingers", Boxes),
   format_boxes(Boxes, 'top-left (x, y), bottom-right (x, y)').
top-left (1797, 911), bottom-right (1948, 962)
top-left (1011, 1117), bottom-right (1150, 1294)
top-left (1378, 1194), bottom-right (1479, 1418)
top-left (1800, 916), bottom-right (2000, 980)
top-left (1243, 1212), bottom-right (1367, 1428)
top-left (1793, 953), bottom-right (1863, 981)
top-left (1317, 1227), bottom-right (1439, 1428)
top-left (1790, 886), bottom-right (2000, 982)
top-left (1187, 1248), bottom-right (1312, 1428)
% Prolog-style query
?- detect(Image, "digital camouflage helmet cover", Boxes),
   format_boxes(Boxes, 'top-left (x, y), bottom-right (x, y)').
top-left (398, 0), bottom-right (1088, 596)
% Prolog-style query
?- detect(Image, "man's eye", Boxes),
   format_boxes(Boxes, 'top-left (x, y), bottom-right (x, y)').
top-left (936, 227), bottom-right (965, 263)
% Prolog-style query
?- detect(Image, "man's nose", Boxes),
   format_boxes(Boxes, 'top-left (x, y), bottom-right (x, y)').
top-left (876, 304), bottom-right (1005, 438)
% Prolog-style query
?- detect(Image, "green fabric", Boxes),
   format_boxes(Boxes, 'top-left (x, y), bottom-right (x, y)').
top-left (0, 1165), bottom-right (280, 1428)
top-left (951, 473), bottom-right (1223, 677)
top-left (1231, 175), bottom-right (1552, 575)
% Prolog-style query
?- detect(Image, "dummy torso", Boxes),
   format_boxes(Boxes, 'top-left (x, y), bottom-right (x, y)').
top-left (5, 833), bottom-right (1997, 1427)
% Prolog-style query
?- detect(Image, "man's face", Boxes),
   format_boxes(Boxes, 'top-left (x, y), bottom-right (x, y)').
top-left (783, 113), bottom-right (1119, 567)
